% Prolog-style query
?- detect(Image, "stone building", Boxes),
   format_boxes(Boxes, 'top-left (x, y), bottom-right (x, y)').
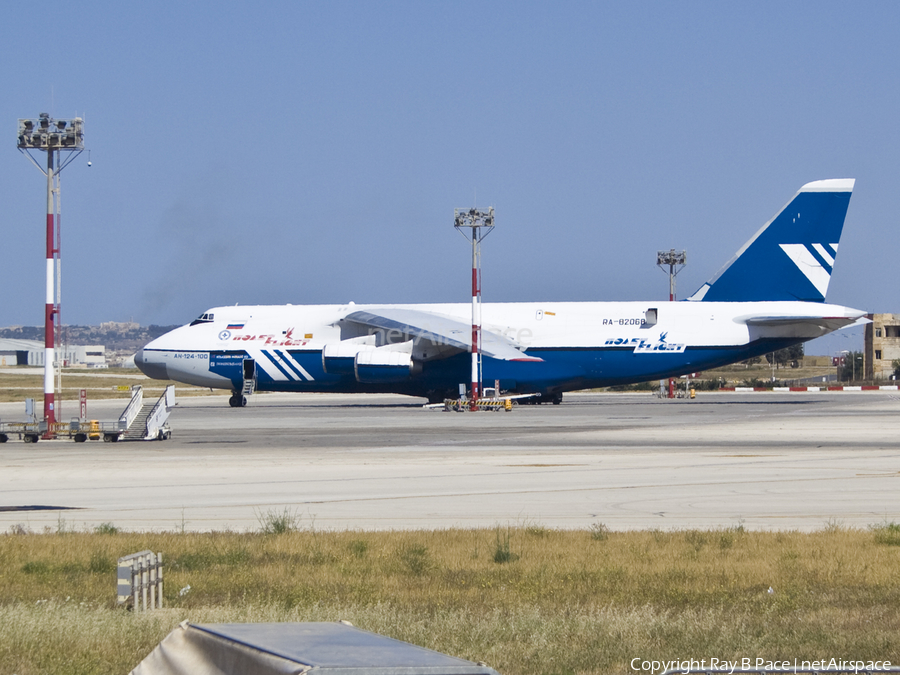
top-left (864, 313), bottom-right (900, 379)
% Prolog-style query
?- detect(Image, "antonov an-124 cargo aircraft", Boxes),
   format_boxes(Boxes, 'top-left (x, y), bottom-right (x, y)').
top-left (136, 179), bottom-right (865, 406)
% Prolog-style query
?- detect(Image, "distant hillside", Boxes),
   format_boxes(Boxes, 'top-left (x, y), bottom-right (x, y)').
top-left (0, 323), bottom-right (179, 352)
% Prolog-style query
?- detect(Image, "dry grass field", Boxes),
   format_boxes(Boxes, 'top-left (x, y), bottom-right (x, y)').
top-left (0, 368), bottom-right (215, 403)
top-left (1, 522), bottom-right (899, 674)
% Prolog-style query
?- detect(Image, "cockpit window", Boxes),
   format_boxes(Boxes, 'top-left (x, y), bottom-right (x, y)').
top-left (189, 312), bottom-right (215, 327)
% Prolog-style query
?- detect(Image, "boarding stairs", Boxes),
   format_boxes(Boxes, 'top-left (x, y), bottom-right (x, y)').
top-left (122, 403), bottom-right (156, 440)
top-left (241, 358), bottom-right (256, 396)
top-left (120, 385), bottom-right (175, 441)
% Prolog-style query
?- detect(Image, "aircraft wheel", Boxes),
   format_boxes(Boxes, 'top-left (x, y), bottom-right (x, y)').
top-left (229, 394), bottom-right (247, 408)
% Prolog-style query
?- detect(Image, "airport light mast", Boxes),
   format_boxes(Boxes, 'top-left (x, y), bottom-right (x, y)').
top-left (657, 249), bottom-right (686, 399)
top-left (454, 207), bottom-right (495, 411)
top-left (657, 249), bottom-right (686, 302)
top-left (17, 113), bottom-right (85, 435)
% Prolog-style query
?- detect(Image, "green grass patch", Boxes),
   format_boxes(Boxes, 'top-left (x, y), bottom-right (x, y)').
top-left (871, 521), bottom-right (900, 546)
top-left (255, 507), bottom-right (301, 535)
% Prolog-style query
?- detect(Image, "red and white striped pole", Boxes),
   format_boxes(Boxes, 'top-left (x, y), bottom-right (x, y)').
top-left (470, 231), bottom-right (480, 411)
top-left (657, 250), bottom-right (685, 400)
top-left (17, 115), bottom-right (84, 436)
top-left (667, 283), bottom-right (675, 399)
top-left (44, 150), bottom-right (56, 433)
top-left (454, 207), bottom-right (494, 411)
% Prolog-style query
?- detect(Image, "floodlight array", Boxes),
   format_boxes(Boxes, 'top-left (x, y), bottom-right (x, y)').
top-left (454, 207), bottom-right (495, 231)
top-left (17, 113), bottom-right (84, 150)
top-left (657, 249), bottom-right (686, 266)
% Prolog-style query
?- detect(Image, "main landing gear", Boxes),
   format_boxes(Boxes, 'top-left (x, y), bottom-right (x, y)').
top-left (228, 393), bottom-right (247, 408)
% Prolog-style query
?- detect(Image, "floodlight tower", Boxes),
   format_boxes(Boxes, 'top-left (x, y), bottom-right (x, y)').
top-left (454, 207), bottom-right (495, 411)
top-left (17, 113), bottom-right (85, 434)
top-left (656, 249), bottom-right (686, 399)
top-left (657, 249), bottom-right (686, 301)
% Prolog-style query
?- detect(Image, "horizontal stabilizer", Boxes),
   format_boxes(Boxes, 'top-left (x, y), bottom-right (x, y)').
top-left (740, 315), bottom-right (869, 332)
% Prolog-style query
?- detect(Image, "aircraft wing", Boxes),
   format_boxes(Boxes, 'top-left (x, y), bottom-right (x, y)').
top-left (342, 308), bottom-right (543, 362)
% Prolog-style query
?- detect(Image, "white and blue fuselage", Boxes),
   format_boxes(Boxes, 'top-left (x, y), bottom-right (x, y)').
top-left (136, 179), bottom-right (865, 403)
top-left (135, 299), bottom-right (864, 399)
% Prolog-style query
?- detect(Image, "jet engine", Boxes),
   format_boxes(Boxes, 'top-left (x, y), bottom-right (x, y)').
top-left (322, 338), bottom-right (418, 383)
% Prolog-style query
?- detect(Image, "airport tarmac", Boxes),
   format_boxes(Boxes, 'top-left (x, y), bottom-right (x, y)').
top-left (1, 391), bottom-right (898, 532)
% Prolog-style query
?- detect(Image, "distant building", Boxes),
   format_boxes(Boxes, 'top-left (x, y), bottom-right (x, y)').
top-left (0, 339), bottom-right (39, 366)
top-left (99, 320), bottom-right (139, 331)
top-left (0, 339), bottom-right (107, 367)
top-left (864, 313), bottom-right (900, 379)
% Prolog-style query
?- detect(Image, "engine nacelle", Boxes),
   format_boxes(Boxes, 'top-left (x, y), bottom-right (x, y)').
top-left (322, 341), bottom-right (371, 375)
top-left (324, 339), bottom-right (419, 383)
top-left (355, 348), bottom-right (414, 383)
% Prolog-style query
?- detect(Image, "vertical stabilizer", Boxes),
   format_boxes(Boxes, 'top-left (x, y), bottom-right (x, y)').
top-left (688, 179), bottom-right (854, 302)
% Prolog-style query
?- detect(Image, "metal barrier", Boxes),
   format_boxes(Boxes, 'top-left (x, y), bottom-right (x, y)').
top-left (442, 397), bottom-right (514, 411)
top-left (117, 550), bottom-right (163, 611)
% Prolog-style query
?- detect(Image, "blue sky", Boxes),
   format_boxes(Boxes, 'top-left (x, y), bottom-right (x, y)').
top-left (2, 1), bottom-right (897, 354)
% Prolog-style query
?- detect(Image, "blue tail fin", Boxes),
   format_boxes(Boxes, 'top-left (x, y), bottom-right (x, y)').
top-left (688, 179), bottom-right (854, 302)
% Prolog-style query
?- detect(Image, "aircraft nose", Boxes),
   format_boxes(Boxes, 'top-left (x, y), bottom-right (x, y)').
top-left (134, 349), bottom-right (169, 380)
